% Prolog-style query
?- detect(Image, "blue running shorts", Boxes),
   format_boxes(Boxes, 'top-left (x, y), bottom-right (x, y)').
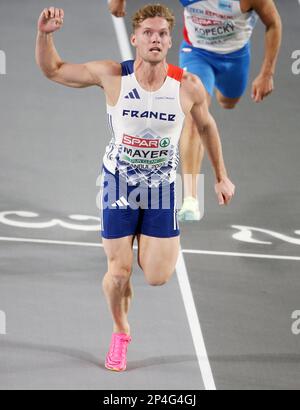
top-left (179, 41), bottom-right (251, 98)
top-left (99, 166), bottom-right (180, 239)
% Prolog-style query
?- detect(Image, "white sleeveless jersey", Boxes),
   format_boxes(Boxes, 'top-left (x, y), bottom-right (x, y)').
top-left (180, 0), bottom-right (258, 54)
top-left (103, 61), bottom-right (185, 187)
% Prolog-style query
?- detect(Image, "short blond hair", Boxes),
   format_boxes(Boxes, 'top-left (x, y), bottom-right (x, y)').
top-left (132, 4), bottom-right (175, 32)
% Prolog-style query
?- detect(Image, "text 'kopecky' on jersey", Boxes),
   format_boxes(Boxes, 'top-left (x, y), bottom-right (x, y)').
top-left (180, 0), bottom-right (258, 54)
top-left (103, 61), bottom-right (185, 188)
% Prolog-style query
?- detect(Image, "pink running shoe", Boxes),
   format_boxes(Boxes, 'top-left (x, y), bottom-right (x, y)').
top-left (105, 333), bottom-right (132, 372)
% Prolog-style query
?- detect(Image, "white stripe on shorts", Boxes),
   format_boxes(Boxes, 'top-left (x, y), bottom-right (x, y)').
top-left (99, 169), bottom-right (105, 231)
top-left (174, 185), bottom-right (177, 231)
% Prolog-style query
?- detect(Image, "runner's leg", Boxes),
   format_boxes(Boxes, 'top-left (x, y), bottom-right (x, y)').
top-left (102, 235), bottom-right (134, 335)
top-left (215, 90), bottom-right (241, 109)
top-left (137, 234), bottom-right (180, 286)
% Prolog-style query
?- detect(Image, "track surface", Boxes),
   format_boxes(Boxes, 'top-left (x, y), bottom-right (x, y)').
top-left (0, 0), bottom-right (299, 390)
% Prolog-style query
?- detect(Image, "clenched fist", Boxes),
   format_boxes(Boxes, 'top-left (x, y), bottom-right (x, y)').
top-left (108, 0), bottom-right (126, 17)
top-left (38, 7), bottom-right (64, 34)
top-left (251, 73), bottom-right (274, 103)
top-left (215, 176), bottom-right (235, 206)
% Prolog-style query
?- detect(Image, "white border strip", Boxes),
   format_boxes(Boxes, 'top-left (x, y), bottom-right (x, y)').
top-left (182, 249), bottom-right (300, 261)
top-left (109, 8), bottom-right (132, 60)
top-left (0, 236), bottom-right (103, 248)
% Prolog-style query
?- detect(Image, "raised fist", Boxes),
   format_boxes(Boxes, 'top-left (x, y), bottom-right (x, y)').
top-left (108, 0), bottom-right (126, 18)
top-left (38, 7), bottom-right (64, 34)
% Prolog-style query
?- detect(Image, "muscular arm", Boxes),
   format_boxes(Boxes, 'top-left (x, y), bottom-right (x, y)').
top-left (182, 75), bottom-right (235, 204)
top-left (35, 8), bottom-right (120, 88)
top-left (248, 0), bottom-right (282, 102)
top-left (250, 0), bottom-right (282, 77)
top-left (186, 76), bottom-right (227, 182)
top-left (36, 32), bottom-right (97, 87)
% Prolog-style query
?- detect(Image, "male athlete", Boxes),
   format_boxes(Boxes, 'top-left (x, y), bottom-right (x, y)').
top-left (109, 0), bottom-right (282, 221)
top-left (36, 4), bottom-right (235, 372)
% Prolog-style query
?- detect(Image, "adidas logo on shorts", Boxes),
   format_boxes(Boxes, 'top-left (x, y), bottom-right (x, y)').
top-left (112, 197), bottom-right (130, 208)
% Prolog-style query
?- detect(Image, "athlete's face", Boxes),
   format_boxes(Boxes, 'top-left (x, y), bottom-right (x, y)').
top-left (131, 17), bottom-right (172, 63)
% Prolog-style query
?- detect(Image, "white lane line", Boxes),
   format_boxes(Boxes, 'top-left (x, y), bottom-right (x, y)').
top-left (182, 249), bottom-right (300, 261)
top-left (0, 236), bottom-right (103, 248)
top-left (108, 2), bottom-right (132, 61)
top-left (176, 250), bottom-right (216, 390)
top-left (1, 237), bottom-right (300, 261)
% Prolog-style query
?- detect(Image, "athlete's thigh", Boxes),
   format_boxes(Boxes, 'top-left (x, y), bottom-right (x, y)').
top-left (137, 234), bottom-right (180, 283)
top-left (179, 41), bottom-right (215, 97)
top-left (99, 165), bottom-right (140, 240)
top-left (215, 89), bottom-right (241, 109)
top-left (137, 182), bottom-right (180, 281)
top-left (215, 49), bottom-right (251, 99)
top-left (139, 182), bottom-right (180, 240)
top-left (103, 236), bottom-right (135, 274)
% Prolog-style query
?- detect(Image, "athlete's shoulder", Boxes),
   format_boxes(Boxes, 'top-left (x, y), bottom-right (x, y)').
top-left (93, 60), bottom-right (122, 77)
top-left (85, 60), bottom-right (121, 89)
top-left (246, 0), bottom-right (278, 13)
top-left (182, 71), bottom-right (204, 91)
top-left (181, 71), bottom-right (206, 103)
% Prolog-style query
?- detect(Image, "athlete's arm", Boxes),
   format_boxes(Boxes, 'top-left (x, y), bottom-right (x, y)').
top-left (182, 74), bottom-right (235, 206)
top-left (108, 0), bottom-right (127, 17)
top-left (248, 0), bottom-right (282, 102)
top-left (35, 7), bottom-right (119, 88)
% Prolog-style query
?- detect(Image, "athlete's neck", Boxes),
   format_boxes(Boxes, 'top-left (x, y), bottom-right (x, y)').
top-left (134, 58), bottom-right (168, 92)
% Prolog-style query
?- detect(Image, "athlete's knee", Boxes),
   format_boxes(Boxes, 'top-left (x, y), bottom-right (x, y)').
top-left (219, 101), bottom-right (238, 110)
top-left (106, 263), bottom-right (132, 288)
top-left (147, 277), bottom-right (168, 287)
top-left (145, 270), bottom-right (173, 287)
top-left (217, 95), bottom-right (240, 110)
